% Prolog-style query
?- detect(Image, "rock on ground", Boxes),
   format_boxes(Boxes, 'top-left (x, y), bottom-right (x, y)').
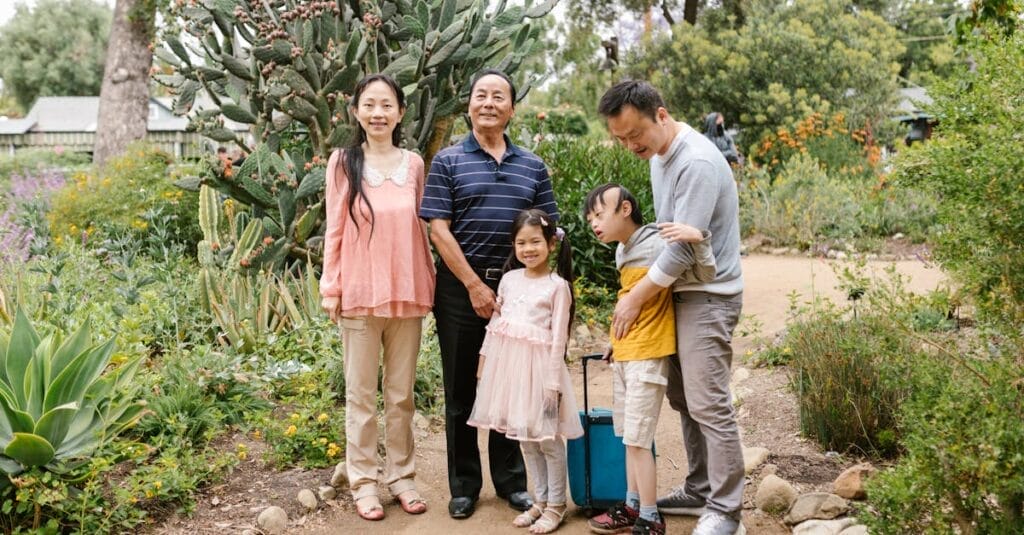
top-left (833, 463), bottom-right (876, 500)
top-left (318, 485), bottom-right (337, 501)
top-left (297, 488), bottom-right (318, 511)
top-left (330, 461), bottom-right (348, 488)
top-left (756, 474), bottom-right (798, 514)
top-left (791, 517), bottom-right (858, 535)
top-left (784, 493), bottom-right (850, 525)
top-left (257, 506), bottom-right (288, 534)
top-left (743, 446), bottom-right (770, 475)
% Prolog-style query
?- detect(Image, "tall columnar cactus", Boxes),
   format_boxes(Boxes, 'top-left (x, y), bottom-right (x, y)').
top-left (159, 0), bottom-right (555, 270)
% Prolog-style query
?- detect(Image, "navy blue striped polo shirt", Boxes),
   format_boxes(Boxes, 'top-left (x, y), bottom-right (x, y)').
top-left (419, 132), bottom-right (559, 268)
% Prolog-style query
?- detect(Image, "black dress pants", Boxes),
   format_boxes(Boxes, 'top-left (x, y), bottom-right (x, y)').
top-left (434, 264), bottom-right (527, 499)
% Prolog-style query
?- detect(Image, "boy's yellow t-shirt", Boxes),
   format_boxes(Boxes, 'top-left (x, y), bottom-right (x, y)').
top-left (610, 266), bottom-right (676, 361)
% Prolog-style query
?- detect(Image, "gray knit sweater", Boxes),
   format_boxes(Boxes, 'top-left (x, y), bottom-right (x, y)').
top-left (647, 123), bottom-right (744, 295)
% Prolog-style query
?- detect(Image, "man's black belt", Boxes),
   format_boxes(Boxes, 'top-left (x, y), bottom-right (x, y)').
top-left (471, 266), bottom-right (504, 281)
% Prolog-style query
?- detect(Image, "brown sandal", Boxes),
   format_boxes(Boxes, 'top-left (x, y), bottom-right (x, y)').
top-left (396, 489), bottom-right (427, 515)
top-left (513, 503), bottom-right (545, 527)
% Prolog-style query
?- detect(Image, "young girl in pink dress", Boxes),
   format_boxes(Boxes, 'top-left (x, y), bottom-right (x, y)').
top-left (469, 209), bottom-right (584, 534)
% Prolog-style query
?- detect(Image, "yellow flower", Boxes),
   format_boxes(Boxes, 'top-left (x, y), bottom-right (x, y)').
top-left (327, 443), bottom-right (341, 458)
top-left (317, 413), bottom-right (329, 423)
top-left (154, 481), bottom-right (162, 489)
top-left (145, 489), bottom-right (154, 498)
top-left (284, 425), bottom-right (297, 437)
top-left (252, 429), bottom-right (262, 440)
top-left (318, 437), bottom-right (328, 444)
top-left (290, 413), bottom-right (301, 421)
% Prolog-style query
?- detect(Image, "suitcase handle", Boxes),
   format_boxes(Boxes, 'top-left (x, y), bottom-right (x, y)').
top-left (581, 353), bottom-right (605, 416)
top-left (580, 352), bottom-right (605, 508)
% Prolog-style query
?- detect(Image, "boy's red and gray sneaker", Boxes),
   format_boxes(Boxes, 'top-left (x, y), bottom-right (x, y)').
top-left (588, 502), bottom-right (639, 534)
top-left (632, 514), bottom-right (667, 535)
top-left (656, 485), bottom-right (707, 516)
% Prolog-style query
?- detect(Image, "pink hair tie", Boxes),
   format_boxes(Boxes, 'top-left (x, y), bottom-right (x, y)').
top-left (555, 227), bottom-right (566, 242)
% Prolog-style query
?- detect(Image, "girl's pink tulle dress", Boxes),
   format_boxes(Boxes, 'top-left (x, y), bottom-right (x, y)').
top-left (468, 269), bottom-right (584, 442)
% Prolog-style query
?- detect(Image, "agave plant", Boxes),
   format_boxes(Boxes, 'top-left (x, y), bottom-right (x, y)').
top-left (0, 309), bottom-right (145, 478)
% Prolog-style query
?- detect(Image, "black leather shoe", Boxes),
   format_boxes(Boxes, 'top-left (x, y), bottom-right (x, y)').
top-left (448, 496), bottom-right (476, 519)
top-left (504, 490), bottom-right (533, 512)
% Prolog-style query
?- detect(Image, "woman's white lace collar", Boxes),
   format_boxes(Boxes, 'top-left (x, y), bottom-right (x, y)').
top-left (364, 150), bottom-right (409, 187)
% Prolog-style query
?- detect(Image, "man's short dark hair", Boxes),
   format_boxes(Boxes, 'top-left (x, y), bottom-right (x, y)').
top-left (598, 80), bottom-right (666, 122)
top-left (470, 68), bottom-right (517, 104)
top-left (583, 183), bottom-right (644, 226)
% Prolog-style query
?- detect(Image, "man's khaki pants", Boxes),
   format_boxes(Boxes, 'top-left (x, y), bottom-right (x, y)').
top-left (340, 315), bottom-right (423, 500)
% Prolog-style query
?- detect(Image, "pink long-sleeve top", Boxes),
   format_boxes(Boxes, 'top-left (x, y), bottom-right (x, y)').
top-left (320, 148), bottom-right (435, 318)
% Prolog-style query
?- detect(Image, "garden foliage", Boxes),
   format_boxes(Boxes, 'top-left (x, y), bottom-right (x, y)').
top-left (0, 0), bottom-right (111, 112)
top-left (534, 137), bottom-right (652, 290)
top-left (858, 25), bottom-right (1024, 533)
top-left (160, 0), bottom-right (555, 271)
top-left (894, 26), bottom-right (1024, 328)
top-left (627, 0), bottom-right (903, 151)
top-left (47, 144), bottom-right (201, 252)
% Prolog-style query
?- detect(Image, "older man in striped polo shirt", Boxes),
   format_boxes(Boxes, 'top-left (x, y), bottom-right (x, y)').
top-left (419, 69), bottom-right (559, 520)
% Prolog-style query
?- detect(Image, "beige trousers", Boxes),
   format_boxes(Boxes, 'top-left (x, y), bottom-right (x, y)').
top-left (339, 315), bottom-right (423, 500)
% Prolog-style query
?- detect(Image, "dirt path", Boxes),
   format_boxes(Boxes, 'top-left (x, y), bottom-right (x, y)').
top-left (155, 254), bottom-right (946, 535)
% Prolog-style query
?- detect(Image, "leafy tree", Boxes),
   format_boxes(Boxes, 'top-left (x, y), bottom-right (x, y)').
top-left (886, 0), bottom-right (959, 86)
top-left (626, 0), bottom-right (904, 150)
top-left (893, 25), bottom-right (1024, 328)
top-left (0, 0), bottom-right (111, 112)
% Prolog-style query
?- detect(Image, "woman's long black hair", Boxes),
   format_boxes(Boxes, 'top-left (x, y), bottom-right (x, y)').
top-left (341, 74), bottom-right (406, 237)
top-left (503, 208), bottom-right (576, 336)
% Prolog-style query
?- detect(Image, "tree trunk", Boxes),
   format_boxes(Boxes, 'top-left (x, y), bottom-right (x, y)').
top-left (683, 0), bottom-right (699, 24)
top-left (93, 0), bottom-right (155, 166)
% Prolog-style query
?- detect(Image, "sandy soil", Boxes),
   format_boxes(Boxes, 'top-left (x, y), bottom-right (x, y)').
top-left (153, 254), bottom-right (946, 535)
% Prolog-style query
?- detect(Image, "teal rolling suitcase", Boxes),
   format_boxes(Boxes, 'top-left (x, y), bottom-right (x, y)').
top-left (567, 354), bottom-right (627, 514)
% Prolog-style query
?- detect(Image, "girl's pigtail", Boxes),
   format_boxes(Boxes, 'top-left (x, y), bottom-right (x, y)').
top-left (555, 232), bottom-right (575, 338)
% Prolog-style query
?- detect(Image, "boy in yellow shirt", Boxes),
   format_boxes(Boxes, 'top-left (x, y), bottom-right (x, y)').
top-left (583, 184), bottom-right (715, 535)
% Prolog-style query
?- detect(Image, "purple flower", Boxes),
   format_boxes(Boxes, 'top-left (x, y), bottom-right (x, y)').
top-left (0, 168), bottom-right (67, 265)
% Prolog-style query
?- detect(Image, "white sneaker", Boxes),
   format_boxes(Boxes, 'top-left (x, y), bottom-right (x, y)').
top-left (692, 512), bottom-right (746, 535)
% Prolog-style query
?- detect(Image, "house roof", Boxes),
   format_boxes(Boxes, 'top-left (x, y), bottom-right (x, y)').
top-left (0, 96), bottom-right (248, 135)
top-left (897, 87), bottom-right (933, 114)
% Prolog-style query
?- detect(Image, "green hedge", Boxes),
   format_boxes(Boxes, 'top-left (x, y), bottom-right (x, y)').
top-left (536, 137), bottom-right (652, 290)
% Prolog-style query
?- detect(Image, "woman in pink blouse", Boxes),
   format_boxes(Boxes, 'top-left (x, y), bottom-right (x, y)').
top-left (320, 74), bottom-right (435, 521)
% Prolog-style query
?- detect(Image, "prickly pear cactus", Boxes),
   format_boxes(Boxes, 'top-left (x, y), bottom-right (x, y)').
top-left (159, 0), bottom-right (556, 270)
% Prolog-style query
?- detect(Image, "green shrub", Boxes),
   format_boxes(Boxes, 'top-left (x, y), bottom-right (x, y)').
top-left (134, 346), bottom-right (270, 447)
top-left (862, 357), bottom-right (1024, 533)
top-left (739, 153), bottom-right (938, 250)
top-left (260, 373), bottom-right (344, 469)
top-left (535, 137), bottom-right (653, 290)
top-left (47, 143), bottom-right (200, 252)
top-left (787, 310), bottom-right (917, 457)
top-left (893, 27), bottom-right (1024, 329)
top-left (514, 105), bottom-right (590, 140)
top-left (0, 149), bottom-right (89, 183)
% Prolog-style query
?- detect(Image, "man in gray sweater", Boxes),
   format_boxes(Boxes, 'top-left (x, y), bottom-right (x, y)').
top-left (597, 81), bottom-right (745, 535)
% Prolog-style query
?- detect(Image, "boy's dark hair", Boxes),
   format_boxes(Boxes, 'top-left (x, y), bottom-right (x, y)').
top-left (583, 183), bottom-right (644, 226)
top-left (470, 68), bottom-right (517, 105)
top-left (597, 80), bottom-right (666, 122)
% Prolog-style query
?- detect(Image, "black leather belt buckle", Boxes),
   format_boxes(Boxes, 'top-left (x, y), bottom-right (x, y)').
top-left (481, 268), bottom-right (502, 281)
